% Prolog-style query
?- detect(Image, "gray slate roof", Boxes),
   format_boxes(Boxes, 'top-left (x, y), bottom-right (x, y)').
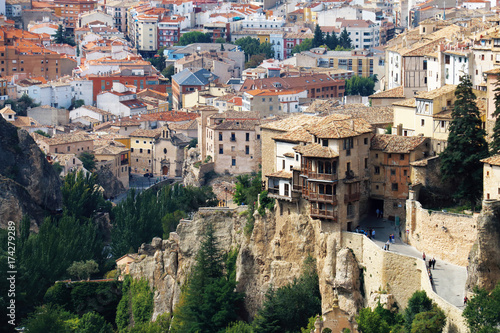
top-left (172, 68), bottom-right (219, 86)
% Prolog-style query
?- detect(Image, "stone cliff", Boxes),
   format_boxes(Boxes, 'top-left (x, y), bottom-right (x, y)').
top-left (127, 199), bottom-right (363, 321)
top-left (466, 200), bottom-right (500, 293)
top-left (95, 166), bottom-right (126, 199)
top-left (0, 116), bottom-right (62, 227)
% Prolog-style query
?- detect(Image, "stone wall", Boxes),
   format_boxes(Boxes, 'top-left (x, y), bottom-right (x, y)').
top-left (342, 232), bottom-right (468, 333)
top-left (406, 195), bottom-right (477, 267)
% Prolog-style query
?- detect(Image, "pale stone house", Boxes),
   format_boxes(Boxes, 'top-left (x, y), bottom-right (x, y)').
top-left (94, 141), bottom-right (130, 189)
top-left (481, 155), bottom-right (500, 200)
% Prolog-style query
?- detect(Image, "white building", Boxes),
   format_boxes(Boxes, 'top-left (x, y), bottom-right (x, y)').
top-left (96, 82), bottom-right (147, 117)
top-left (336, 19), bottom-right (380, 50)
top-left (70, 105), bottom-right (117, 123)
top-left (17, 78), bottom-right (93, 109)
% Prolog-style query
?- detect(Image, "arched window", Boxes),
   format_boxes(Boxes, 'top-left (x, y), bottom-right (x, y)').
top-left (164, 148), bottom-right (167, 154)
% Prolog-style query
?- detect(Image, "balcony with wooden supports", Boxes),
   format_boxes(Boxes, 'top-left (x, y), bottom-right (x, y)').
top-left (344, 192), bottom-right (361, 203)
top-left (310, 207), bottom-right (337, 221)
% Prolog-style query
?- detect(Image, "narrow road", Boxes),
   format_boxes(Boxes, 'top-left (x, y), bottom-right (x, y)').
top-left (359, 216), bottom-right (467, 308)
top-left (111, 173), bottom-right (174, 204)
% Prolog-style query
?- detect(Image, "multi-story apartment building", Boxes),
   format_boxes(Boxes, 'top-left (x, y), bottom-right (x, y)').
top-left (263, 113), bottom-right (372, 232)
top-left (240, 74), bottom-right (346, 99)
top-left (53, 0), bottom-right (97, 31)
top-left (425, 48), bottom-right (473, 91)
top-left (6, 0), bottom-right (30, 18)
top-left (242, 88), bottom-right (308, 116)
top-left (295, 49), bottom-right (384, 79)
top-left (336, 19), bottom-right (380, 50)
top-left (157, 16), bottom-right (185, 48)
top-left (370, 134), bottom-right (430, 221)
top-left (172, 68), bottom-right (218, 109)
top-left (96, 83), bottom-right (147, 117)
top-left (202, 111), bottom-right (261, 175)
top-left (105, 0), bottom-right (133, 32)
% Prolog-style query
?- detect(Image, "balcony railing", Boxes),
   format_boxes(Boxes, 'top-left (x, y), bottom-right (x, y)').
top-left (310, 208), bottom-right (337, 221)
top-left (268, 187), bottom-right (280, 195)
top-left (344, 192), bottom-right (361, 203)
top-left (306, 172), bottom-right (338, 181)
top-left (308, 193), bottom-right (337, 203)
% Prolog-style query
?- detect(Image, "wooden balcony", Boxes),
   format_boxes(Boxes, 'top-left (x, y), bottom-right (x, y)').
top-left (308, 193), bottom-right (337, 203)
top-left (307, 172), bottom-right (338, 181)
top-left (344, 192), bottom-right (361, 203)
top-left (310, 208), bottom-right (337, 221)
top-left (267, 187), bottom-right (300, 202)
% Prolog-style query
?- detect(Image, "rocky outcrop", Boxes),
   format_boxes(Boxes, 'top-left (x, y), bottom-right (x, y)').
top-left (466, 200), bottom-right (500, 293)
top-left (127, 199), bottom-right (364, 321)
top-left (0, 116), bottom-right (62, 227)
top-left (182, 147), bottom-right (202, 187)
top-left (95, 166), bottom-right (126, 198)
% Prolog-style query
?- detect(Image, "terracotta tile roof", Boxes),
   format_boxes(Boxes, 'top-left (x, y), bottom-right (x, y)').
top-left (260, 114), bottom-right (318, 131)
top-left (393, 98), bottom-right (416, 107)
top-left (272, 126), bottom-right (312, 143)
top-left (312, 102), bottom-right (394, 126)
top-left (169, 118), bottom-right (197, 130)
top-left (129, 128), bottom-right (162, 138)
top-left (44, 132), bottom-right (94, 145)
top-left (416, 84), bottom-right (457, 100)
top-left (0, 106), bottom-right (16, 114)
top-left (481, 154), bottom-right (500, 166)
top-left (94, 144), bottom-right (129, 155)
top-left (12, 116), bottom-right (42, 128)
top-left (304, 114), bottom-right (372, 139)
top-left (266, 170), bottom-right (293, 179)
top-left (293, 143), bottom-right (339, 158)
top-left (79, 105), bottom-right (114, 116)
top-left (371, 134), bottom-right (427, 153)
top-left (210, 119), bottom-right (260, 131)
top-left (369, 86), bottom-right (405, 99)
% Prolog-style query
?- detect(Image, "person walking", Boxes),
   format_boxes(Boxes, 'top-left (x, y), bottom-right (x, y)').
top-left (385, 240), bottom-right (390, 251)
top-left (432, 258), bottom-right (436, 269)
top-left (371, 229), bottom-right (376, 239)
top-left (376, 208), bottom-right (380, 218)
top-left (464, 296), bottom-right (469, 305)
top-left (422, 252), bottom-right (426, 265)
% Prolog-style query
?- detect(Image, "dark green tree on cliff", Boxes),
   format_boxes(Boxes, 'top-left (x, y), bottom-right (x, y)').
top-left (170, 223), bottom-right (243, 332)
top-left (440, 75), bottom-right (489, 206)
top-left (463, 282), bottom-right (500, 332)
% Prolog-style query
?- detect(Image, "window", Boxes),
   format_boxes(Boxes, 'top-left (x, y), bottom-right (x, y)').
top-left (163, 148), bottom-right (167, 154)
top-left (147, 149), bottom-right (150, 154)
top-left (246, 133), bottom-right (250, 141)
top-left (219, 132), bottom-right (222, 141)
top-left (232, 158), bottom-right (236, 166)
top-left (219, 144), bottom-right (223, 154)
top-left (140, 148), bottom-right (143, 153)
top-left (322, 139), bottom-right (328, 147)
top-left (231, 146), bottom-right (235, 152)
top-left (245, 145), bottom-right (250, 155)
top-left (400, 154), bottom-right (405, 160)
top-left (421, 119), bottom-right (425, 126)
top-left (392, 183), bottom-right (398, 191)
top-left (390, 169), bottom-right (395, 175)
top-left (282, 160), bottom-right (285, 169)
top-left (230, 133), bottom-right (236, 141)
top-left (364, 158), bottom-right (368, 169)
top-left (404, 169), bottom-right (407, 176)
top-left (67, 146), bottom-right (70, 152)
top-left (136, 140), bottom-right (139, 144)
top-left (257, 134), bottom-right (260, 139)
top-left (347, 203), bottom-right (354, 217)
top-left (374, 166), bottom-right (380, 174)
top-left (364, 137), bottom-right (368, 145)
top-left (55, 148), bottom-right (58, 153)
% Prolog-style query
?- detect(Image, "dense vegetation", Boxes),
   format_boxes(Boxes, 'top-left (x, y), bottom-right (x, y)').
top-left (178, 31), bottom-right (212, 46)
top-left (345, 75), bottom-right (378, 96)
top-left (463, 282), bottom-right (500, 332)
top-left (111, 183), bottom-right (217, 257)
top-left (357, 291), bottom-right (445, 333)
top-left (3, 94), bottom-right (40, 116)
top-left (234, 36), bottom-right (274, 68)
top-left (440, 75), bottom-right (489, 207)
top-left (312, 24), bottom-right (352, 50)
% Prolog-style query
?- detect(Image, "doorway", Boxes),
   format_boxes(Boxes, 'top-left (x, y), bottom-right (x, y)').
top-left (162, 165), bottom-right (169, 175)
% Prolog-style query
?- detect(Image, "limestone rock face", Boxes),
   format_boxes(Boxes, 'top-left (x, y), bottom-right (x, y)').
top-left (95, 166), bottom-right (126, 198)
top-left (127, 200), bottom-right (364, 321)
top-left (182, 147), bottom-right (202, 187)
top-left (0, 116), bottom-right (62, 226)
top-left (466, 200), bottom-right (500, 292)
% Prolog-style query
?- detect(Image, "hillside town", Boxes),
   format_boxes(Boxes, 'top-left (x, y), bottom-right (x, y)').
top-left (2, 0), bottom-right (500, 331)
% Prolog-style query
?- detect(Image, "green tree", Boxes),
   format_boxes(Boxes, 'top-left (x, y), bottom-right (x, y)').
top-left (9, 94), bottom-right (40, 116)
top-left (490, 77), bottom-right (500, 154)
top-left (325, 32), bottom-right (339, 50)
top-left (62, 170), bottom-right (106, 221)
top-left (53, 24), bottom-right (66, 44)
top-left (463, 283), bottom-right (500, 333)
top-left (67, 260), bottom-right (99, 281)
top-left (440, 75), bottom-right (489, 206)
top-left (178, 31), bottom-right (212, 46)
top-left (404, 290), bottom-right (434, 332)
top-left (215, 37), bottom-right (226, 43)
top-left (259, 41), bottom-right (274, 58)
top-left (234, 36), bottom-right (272, 63)
top-left (75, 312), bottom-right (112, 333)
top-left (313, 24), bottom-right (324, 48)
top-left (245, 54), bottom-right (267, 69)
top-left (162, 64), bottom-right (175, 81)
top-left (339, 28), bottom-right (352, 49)
top-left (148, 47), bottom-right (167, 72)
top-left (72, 99), bottom-right (85, 109)
top-left (22, 304), bottom-right (76, 333)
top-left (35, 129), bottom-right (51, 138)
top-left (291, 38), bottom-right (313, 54)
top-left (357, 306), bottom-right (391, 333)
top-left (116, 277), bottom-right (154, 330)
top-left (410, 305), bottom-right (446, 333)
top-left (253, 256), bottom-right (321, 333)
top-left (79, 152), bottom-right (95, 171)
top-left (52, 162), bottom-right (63, 176)
top-left (171, 224), bottom-right (243, 332)
top-left (345, 76), bottom-right (376, 96)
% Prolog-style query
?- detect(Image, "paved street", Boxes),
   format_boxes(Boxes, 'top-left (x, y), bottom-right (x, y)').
top-left (111, 173), bottom-right (170, 204)
top-left (359, 216), bottom-right (467, 308)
